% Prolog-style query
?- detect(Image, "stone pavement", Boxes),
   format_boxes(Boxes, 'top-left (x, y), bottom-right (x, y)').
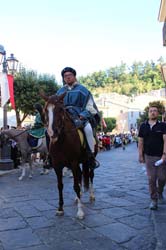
top-left (0, 143), bottom-right (166, 250)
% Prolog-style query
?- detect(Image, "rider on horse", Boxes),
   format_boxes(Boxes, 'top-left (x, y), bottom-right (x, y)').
top-left (28, 103), bottom-right (46, 147)
top-left (57, 67), bottom-right (100, 169)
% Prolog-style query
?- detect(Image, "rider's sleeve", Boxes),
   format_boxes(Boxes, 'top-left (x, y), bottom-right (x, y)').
top-left (80, 93), bottom-right (101, 125)
top-left (85, 96), bottom-right (98, 115)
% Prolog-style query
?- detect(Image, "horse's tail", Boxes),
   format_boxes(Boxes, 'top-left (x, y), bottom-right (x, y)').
top-left (82, 161), bottom-right (90, 190)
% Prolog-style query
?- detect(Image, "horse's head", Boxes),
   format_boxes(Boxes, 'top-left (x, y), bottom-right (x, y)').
top-left (44, 92), bottom-right (66, 142)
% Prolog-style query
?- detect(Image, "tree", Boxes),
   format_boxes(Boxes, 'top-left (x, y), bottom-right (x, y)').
top-left (13, 68), bottom-right (59, 127)
top-left (99, 117), bottom-right (116, 132)
top-left (137, 100), bottom-right (165, 128)
top-left (79, 59), bottom-right (165, 96)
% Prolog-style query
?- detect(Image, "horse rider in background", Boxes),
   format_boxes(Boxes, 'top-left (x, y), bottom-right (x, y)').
top-left (56, 67), bottom-right (100, 169)
top-left (28, 103), bottom-right (52, 172)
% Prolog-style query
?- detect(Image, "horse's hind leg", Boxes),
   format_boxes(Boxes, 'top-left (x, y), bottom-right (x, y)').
top-left (40, 153), bottom-right (50, 175)
top-left (72, 163), bottom-right (85, 219)
top-left (89, 169), bottom-right (95, 202)
top-left (29, 156), bottom-right (33, 179)
top-left (54, 166), bottom-right (64, 216)
top-left (18, 163), bottom-right (26, 181)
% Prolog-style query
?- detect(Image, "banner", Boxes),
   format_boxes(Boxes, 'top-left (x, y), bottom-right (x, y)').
top-left (7, 75), bottom-right (15, 110)
top-left (0, 73), bottom-right (10, 107)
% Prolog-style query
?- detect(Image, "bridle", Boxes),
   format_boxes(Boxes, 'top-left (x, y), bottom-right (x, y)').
top-left (0, 129), bottom-right (28, 142)
top-left (45, 99), bottom-right (66, 140)
top-left (45, 100), bottom-right (77, 141)
top-left (52, 104), bottom-right (66, 136)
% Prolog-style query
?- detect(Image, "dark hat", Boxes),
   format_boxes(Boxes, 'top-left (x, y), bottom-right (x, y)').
top-left (34, 103), bottom-right (43, 113)
top-left (61, 67), bottom-right (76, 78)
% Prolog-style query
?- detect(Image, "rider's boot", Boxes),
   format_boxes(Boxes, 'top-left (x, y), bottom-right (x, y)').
top-left (88, 152), bottom-right (100, 170)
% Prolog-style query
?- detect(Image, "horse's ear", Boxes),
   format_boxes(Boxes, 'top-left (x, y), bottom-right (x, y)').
top-left (39, 91), bottom-right (49, 101)
top-left (59, 92), bottom-right (66, 102)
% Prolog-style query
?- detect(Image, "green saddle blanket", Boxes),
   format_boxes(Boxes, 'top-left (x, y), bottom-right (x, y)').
top-left (28, 127), bottom-right (46, 138)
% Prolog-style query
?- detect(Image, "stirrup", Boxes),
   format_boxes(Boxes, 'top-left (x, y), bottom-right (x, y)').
top-left (89, 156), bottom-right (100, 169)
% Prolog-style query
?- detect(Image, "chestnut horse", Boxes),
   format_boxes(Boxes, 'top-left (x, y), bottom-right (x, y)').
top-left (43, 93), bottom-right (96, 219)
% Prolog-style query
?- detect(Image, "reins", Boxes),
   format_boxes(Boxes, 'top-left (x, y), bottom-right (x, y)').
top-left (8, 129), bottom-right (29, 139)
top-left (62, 107), bottom-right (78, 133)
top-left (52, 104), bottom-right (78, 134)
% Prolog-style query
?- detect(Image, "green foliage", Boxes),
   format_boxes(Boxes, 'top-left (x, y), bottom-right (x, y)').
top-left (104, 117), bottom-right (116, 132)
top-left (78, 60), bottom-right (166, 96)
top-left (137, 100), bottom-right (165, 127)
top-left (97, 117), bottom-right (116, 132)
top-left (14, 68), bottom-right (59, 126)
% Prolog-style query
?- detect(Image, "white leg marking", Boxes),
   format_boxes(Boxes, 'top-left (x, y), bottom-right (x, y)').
top-left (29, 162), bottom-right (33, 179)
top-left (89, 182), bottom-right (95, 201)
top-left (18, 165), bottom-right (26, 181)
top-left (76, 198), bottom-right (85, 219)
top-left (47, 104), bottom-right (54, 137)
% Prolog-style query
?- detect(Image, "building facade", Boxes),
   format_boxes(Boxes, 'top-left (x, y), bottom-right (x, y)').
top-left (158, 0), bottom-right (166, 46)
top-left (95, 89), bottom-right (166, 132)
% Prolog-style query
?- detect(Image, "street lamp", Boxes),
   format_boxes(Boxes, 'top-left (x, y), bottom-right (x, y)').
top-left (7, 53), bottom-right (19, 75)
top-left (161, 63), bottom-right (166, 97)
top-left (0, 44), bottom-right (18, 170)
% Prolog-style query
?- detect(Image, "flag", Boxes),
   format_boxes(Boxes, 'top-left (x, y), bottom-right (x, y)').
top-left (0, 72), bottom-right (10, 107)
top-left (102, 118), bottom-right (107, 128)
top-left (7, 75), bottom-right (15, 110)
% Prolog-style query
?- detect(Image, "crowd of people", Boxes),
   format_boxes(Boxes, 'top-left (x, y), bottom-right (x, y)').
top-left (97, 132), bottom-right (137, 151)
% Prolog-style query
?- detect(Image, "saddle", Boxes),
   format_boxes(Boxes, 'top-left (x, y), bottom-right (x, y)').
top-left (77, 129), bottom-right (85, 148)
top-left (27, 127), bottom-right (46, 150)
top-left (27, 134), bottom-right (44, 151)
top-left (77, 129), bottom-right (96, 150)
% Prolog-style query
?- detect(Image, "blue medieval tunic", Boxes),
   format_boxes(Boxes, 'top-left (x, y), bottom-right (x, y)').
top-left (57, 82), bottom-right (100, 128)
top-left (57, 83), bottom-right (90, 119)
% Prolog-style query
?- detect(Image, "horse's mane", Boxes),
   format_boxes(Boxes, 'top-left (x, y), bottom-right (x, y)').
top-left (46, 94), bottom-right (73, 124)
top-left (2, 129), bottom-right (28, 140)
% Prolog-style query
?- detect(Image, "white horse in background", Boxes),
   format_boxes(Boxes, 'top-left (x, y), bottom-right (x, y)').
top-left (0, 129), bottom-right (48, 180)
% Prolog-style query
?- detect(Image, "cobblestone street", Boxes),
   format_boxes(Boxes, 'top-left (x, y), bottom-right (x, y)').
top-left (0, 143), bottom-right (166, 250)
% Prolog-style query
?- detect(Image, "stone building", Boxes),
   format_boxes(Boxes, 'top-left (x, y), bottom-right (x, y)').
top-left (95, 89), bottom-right (166, 132)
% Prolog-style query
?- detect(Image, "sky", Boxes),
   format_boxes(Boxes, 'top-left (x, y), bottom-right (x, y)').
top-left (0, 0), bottom-right (165, 83)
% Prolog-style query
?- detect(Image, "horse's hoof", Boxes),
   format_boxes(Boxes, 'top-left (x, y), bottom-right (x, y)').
top-left (76, 213), bottom-right (85, 220)
top-left (44, 169), bottom-right (49, 175)
top-left (40, 169), bottom-right (49, 175)
top-left (75, 197), bottom-right (78, 204)
top-left (29, 175), bottom-right (33, 179)
top-left (18, 177), bottom-right (23, 181)
top-left (90, 196), bottom-right (95, 202)
top-left (56, 210), bottom-right (64, 216)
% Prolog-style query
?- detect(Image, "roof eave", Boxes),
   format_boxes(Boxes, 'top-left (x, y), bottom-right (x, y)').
top-left (158, 0), bottom-right (166, 22)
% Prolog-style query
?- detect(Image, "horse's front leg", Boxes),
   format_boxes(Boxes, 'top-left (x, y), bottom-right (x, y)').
top-left (18, 161), bottom-right (26, 181)
top-left (72, 163), bottom-right (84, 220)
top-left (89, 169), bottom-right (95, 202)
top-left (54, 166), bottom-right (64, 216)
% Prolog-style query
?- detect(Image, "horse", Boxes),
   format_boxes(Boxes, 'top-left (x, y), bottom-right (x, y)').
top-left (42, 92), bottom-right (97, 219)
top-left (0, 129), bottom-right (48, 180)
